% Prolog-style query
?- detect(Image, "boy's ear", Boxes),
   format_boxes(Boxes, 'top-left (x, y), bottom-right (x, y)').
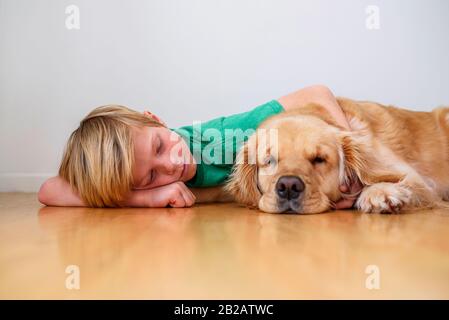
top-left (143, 111), bottom-right (166, 126)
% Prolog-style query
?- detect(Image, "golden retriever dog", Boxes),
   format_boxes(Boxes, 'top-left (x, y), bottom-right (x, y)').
top-left (225, 98), bottom-right (449, 214)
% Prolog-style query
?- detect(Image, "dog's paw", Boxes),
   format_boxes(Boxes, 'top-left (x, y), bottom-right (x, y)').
top-left (356, 183), bottom-right (412, 213)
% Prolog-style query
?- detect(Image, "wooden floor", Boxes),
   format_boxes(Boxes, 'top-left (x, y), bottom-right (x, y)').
top-left (1, 193), bottom-right (449, 299)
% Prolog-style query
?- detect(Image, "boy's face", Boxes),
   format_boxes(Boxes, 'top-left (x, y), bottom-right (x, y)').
top-left (131, 126), bottom-right (196, 190)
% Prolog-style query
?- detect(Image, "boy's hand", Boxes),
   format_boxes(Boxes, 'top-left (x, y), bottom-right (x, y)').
top-left (334, 179), bottom-right (364, 209)
top-left (129, 182), bottom-right (196, 208)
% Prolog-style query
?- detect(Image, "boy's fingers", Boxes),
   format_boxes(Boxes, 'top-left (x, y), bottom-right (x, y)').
top-left (180, 183), bottom-right (196, 205)
top-left (183, 191), bottom-right (194, 207)
top-left (169, 198), bottom-right (183, 208)
top-left (181, 187), bottom-right (195, 207)
top-left (171, 189), bottom-right (187, 207)
top-left (186, 187), bottom-right (196, 201)
top-left (182, 191), bottom-right (192, 207)
top-left (168, 199), bottom-right (177, 207)
top-left (335, 199), bottom-right (353, 209)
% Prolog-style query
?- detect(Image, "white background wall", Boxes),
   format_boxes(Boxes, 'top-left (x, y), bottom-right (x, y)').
top-left (1, 0), bottom-right (448, 192)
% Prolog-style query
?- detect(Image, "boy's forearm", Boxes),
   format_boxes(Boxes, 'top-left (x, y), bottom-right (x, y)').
top-left (38, 176), bottom-right (86, 207)
top-left (120, 190), bottom-right (152, 207)
top-left (38, 176), bottom-right (153, 207)
top-left (278, 85), bottom-right (351, 130)
top-left (38, 177), bottom-right (229, 207)
top-left (190, 186), bottom-right (233, 203)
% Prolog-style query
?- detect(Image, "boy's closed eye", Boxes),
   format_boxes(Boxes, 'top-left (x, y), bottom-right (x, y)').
top-left (157, 136), bottom-right (163, 154)
top-left (149, 170), bottom-right (155, 184)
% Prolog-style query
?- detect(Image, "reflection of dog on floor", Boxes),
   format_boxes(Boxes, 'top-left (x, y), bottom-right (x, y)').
top-left (225, 98), bottom-right (449, 214)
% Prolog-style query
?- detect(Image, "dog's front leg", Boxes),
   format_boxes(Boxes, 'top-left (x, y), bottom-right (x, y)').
top-left (355, 175), bottom-right (439, 213)
top-left (355, 182), bottom-right (412, 213)
top-left (340, 131), bottom-right (442, 213)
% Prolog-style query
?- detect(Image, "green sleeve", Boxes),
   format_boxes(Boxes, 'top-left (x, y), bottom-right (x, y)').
top-left (171, 100), bottom-right (284, 187)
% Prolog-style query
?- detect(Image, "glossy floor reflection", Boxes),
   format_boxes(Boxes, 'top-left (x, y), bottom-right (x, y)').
top-left (1, 193), bottom-right (449, 299)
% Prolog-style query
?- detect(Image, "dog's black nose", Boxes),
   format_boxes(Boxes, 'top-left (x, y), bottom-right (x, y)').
top-left (276, 176), bottom-right (305, 200)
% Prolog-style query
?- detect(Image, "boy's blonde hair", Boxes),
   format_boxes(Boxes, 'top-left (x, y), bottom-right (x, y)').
top-left (59, 105), bottom-right (164, 207)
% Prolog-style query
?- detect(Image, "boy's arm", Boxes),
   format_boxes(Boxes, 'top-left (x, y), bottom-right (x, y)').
top-left (278, 85), bottom-right (351, 130)
top-left (190, 186), bottom-right (234, 203)
top-left (38, 176), bottom-right (196, 208)
top-left (38, 176), bottom-right (86, 206)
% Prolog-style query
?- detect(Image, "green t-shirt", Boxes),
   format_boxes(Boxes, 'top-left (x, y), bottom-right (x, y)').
top-left (171, 100), bottom-right (284, 188)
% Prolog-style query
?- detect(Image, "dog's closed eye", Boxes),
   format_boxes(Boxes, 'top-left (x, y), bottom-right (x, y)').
top-left (263, 155), bottom-right (277, 167)
top-left (311, 156), bottom-right (326, 165)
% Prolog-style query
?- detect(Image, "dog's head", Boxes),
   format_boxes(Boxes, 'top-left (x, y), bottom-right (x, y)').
top-left (225, 108), bottom-right (403, 214)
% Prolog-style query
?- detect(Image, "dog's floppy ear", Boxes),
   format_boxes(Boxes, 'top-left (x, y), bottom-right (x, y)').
top-left (339, 131), bottom-right (405, 186)
top-left (225, 135), bottom-right (261, 208)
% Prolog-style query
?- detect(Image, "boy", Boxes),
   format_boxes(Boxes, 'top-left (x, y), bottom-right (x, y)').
top-left (38, 85), bottom-right (360, 208)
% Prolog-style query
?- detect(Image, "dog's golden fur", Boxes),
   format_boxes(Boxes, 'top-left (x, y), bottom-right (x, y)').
top-left (225, 98), bottom-right (449, 214)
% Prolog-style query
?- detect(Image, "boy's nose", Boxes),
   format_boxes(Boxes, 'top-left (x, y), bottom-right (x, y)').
top-left (167, 164), bottom-right (177, 175)
top-left (159, 157), bottom-right (179, 175)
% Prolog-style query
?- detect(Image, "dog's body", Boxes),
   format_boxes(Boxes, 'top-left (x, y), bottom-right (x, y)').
top-left (225, 98), bottom-right (449, 214)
